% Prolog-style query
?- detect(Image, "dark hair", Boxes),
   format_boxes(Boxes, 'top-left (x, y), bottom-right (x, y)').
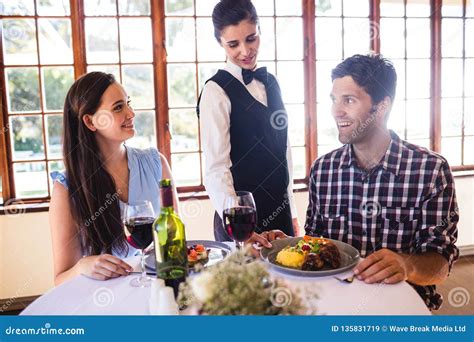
top-left (63, 72), bottom-right (127, 256)
top-left (331, 54), bottom-right (397, 104)
top-left (212, 0), bottom-right (259, 42)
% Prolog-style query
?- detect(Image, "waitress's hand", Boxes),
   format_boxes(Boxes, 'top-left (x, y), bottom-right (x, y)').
top-left (245, 232), bottom-right (272, 258)
top-left (292, 218), bottom-right (301, 236)
top-left (245, 230), bottom-right (288, 258)
top-left (260, 229), bottom-right (288, 242)
top-left (78, 254), bottom-right (133, 281)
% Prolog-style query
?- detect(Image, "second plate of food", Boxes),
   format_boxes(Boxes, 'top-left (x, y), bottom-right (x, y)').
top-left (261, 236), bottom-right (360, 277)
top-left (145, 240), bottom-right (232, 271)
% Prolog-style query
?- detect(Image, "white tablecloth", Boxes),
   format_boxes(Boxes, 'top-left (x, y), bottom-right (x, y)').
top-left (22, 255), bottom-right (430, 315)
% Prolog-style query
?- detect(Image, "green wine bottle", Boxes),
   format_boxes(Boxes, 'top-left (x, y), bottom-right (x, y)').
top-left (153, 179), bottom-right (188, 297)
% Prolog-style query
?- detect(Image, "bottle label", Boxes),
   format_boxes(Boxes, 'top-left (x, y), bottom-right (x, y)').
top-left (157, 265), bottom-right (187, 279)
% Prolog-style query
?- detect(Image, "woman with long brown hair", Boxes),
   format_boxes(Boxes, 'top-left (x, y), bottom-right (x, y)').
top-left (49, 72), bottom-right (177, 285)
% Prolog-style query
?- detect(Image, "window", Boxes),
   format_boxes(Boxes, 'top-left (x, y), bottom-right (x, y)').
top-left (380, 0), bottom-right (431, 149)
top-left (0, 0), bottom-right (472, 206)
top-left (440, 0), bottom-right (473, 167)
top-left (83, 0), bottom-right (157, 152)
top-left (1, 0), bottom-right (74, 201)
top-left (165, 0), bottom-right (217, 188)
top-left (315, 0), bottom-right (371, 156)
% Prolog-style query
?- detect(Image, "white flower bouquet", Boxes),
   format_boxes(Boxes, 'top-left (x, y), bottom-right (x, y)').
top-left (178, 248), bottom-right (317, 315)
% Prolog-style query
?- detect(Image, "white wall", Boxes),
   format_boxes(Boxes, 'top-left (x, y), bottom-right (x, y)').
top-left (1, 177), bottom-right (473, 300)
top-left (0, 212), bottom-right (53, 300)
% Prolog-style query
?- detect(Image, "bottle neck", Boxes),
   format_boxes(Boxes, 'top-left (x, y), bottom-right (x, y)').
top-left (161, 207), bottom-right (174, 214)
top-left (160, 186), bottom-right (173, 209)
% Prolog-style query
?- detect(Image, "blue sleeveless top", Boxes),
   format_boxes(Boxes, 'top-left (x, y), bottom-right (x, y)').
top-left (50, 146), bottom-right (163, 258)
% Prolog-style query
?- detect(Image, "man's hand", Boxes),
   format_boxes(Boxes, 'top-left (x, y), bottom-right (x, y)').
top-left (354, 248), bottom-right (414, 284)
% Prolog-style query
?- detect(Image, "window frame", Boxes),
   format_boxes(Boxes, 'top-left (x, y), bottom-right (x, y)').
top-left (0, 2), bottom-right (76, 204)
top-left (0, 0), bottom-right (472, 208)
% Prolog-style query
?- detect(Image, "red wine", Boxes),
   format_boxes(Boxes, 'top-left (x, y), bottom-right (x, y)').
top-left (223, 206), bottom-right (257, 242)
top-left (124, 216), bottom-right (154, 249)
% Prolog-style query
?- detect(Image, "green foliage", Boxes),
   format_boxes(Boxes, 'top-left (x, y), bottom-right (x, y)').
top-left (123, 66), bottom-right (154, 108)
top-left (43, 68), bottom-right (74, 111)
top-left (317, 0), bottom-right (333, 13)
top-left (169, 66), bottom-right (195, 106)
top-left (134, 112), bottom-right (155, 139)
top-left (166, 0), bottom-right (193, 15)
top-left (47, 115), bottom-right (63, 146)
top-left (7, 69), bottom-right (40, 112)
top-left (12, 117), bottom-right (44, 155)
top-left (120, 0), bottom-right (150, 15)
top-left (170, 110), bottom-right (197, 140)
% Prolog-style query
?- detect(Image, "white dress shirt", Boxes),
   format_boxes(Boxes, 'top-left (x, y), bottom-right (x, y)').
top-left (199, 60), bottom-right (297, 222)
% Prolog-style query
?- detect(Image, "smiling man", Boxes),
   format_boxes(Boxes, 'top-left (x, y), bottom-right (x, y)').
top-left (304, 54), bottom-right (459, 310)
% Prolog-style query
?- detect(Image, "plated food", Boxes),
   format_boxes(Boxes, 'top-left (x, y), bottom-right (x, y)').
top-left (276, 236), bottom-right (341, 271)
top-left (187, 243), bottom-right (210, 266)
top-left (145, 240), bottom-right (232, 272)
top-left (261, 236), bottom-right (360, 277)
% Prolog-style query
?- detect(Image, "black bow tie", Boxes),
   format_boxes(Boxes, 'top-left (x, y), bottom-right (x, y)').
top-left (242, 67), bottom-right (268, 85)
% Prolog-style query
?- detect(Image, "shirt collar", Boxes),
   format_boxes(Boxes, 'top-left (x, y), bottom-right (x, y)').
top-left (225, 59), bottom-right (245, 84)
top-left (381, 130), bottom-right (404, 176)
top-left (339, 144), bottom-right (353, 169)
top-left (339, 130), bottom-right (403, 176)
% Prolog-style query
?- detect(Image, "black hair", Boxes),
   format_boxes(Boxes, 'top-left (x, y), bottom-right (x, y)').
top-left (212, 0), bottom-right (259, 42)
top-left (331, 54), bottom-right (397, 104)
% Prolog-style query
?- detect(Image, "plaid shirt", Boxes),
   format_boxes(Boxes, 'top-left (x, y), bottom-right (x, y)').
top-left (304, 130), bottom-right (459, 310)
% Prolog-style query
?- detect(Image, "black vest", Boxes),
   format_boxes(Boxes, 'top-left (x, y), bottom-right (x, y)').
top-left (199, 70), bottom-right (294, 237)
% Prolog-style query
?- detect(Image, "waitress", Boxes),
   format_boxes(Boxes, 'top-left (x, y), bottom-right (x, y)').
top-left (198, 0), bottom-right (300, 241)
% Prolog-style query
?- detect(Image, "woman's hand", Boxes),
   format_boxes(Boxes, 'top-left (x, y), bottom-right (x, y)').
top-left (260, 229), bottom-right (288, 242)
top-left (246, 232), bottom-right (272, 249)
top-left (78, 254), bottom-right (133, 281)
top-left (245, 230), bottom-right (289, 257)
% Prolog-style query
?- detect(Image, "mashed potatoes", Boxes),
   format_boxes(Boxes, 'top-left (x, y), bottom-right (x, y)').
top-left (275, 248), bottom-right (305, 268)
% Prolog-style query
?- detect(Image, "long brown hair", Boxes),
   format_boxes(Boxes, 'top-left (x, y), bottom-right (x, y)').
top-left (62, 72), bottom-right (127, 256)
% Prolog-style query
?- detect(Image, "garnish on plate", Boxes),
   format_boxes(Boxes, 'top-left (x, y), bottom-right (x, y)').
top-left (187, 244), bottom-right (210, 266)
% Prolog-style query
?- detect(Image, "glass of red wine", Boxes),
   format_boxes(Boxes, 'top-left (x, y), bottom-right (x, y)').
top-left (223, 191), bottom-right (257, 250)
top-left (123, 200), bottom-right (155, 287)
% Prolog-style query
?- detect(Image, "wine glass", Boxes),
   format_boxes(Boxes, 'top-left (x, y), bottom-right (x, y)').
top-left (123, 200), bottom-right (155, 287)
top-left (223, 191), bottom-right (257, 250)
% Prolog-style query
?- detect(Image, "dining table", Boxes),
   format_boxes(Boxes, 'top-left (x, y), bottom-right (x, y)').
top-left (21, 242), bottom-right (431, 316)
